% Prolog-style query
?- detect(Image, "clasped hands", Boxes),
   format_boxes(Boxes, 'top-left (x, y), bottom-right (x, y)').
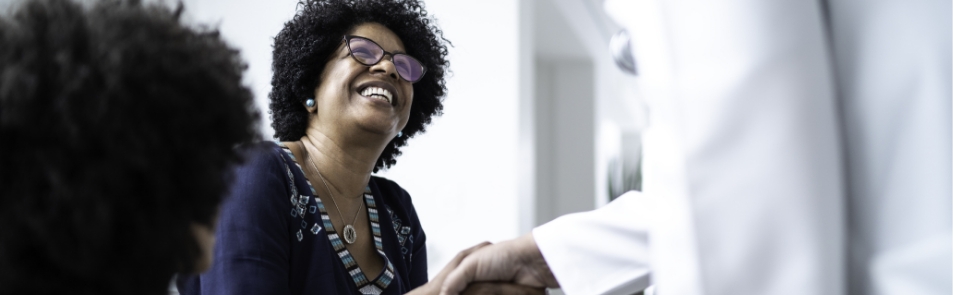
top-left (407, 234), bottom-right (558, 295)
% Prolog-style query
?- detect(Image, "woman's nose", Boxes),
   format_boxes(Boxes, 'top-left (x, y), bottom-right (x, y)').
top-left (369, 55), bottom-right (399, 80)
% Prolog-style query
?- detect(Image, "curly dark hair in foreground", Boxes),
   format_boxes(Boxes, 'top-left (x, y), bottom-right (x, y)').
top-left (271, 0), bottom-right (448, 172)
top-left (0, 0), bottom-right (260, 294)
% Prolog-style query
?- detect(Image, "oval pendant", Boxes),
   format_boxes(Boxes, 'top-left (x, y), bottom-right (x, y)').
top-left (342, 224), bottom-right (357, 244)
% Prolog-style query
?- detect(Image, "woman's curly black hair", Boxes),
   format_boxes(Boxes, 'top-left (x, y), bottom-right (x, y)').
top-left (270, 0), bottom-right (448, 172)
top-left (0, 0), bottom-right (260, 294)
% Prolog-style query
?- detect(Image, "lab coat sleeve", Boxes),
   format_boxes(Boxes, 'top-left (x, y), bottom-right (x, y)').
top-left (532, 191), bottom-right (652, 295)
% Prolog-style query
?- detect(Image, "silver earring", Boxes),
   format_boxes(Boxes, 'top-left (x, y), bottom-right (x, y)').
top-left (397, 131), bottom-right (403, 138)
top-left (305, 98), bottom-right (315, 107)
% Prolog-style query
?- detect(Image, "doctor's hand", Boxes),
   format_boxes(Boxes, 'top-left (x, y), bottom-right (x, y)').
top-left (406, 242), bottom-right (545, 295)
top-left (439, 233), bottom-right (559, 295)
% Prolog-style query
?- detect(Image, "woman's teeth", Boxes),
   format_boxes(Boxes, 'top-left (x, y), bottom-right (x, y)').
top-left (360, 87), bottom-right (393, 104)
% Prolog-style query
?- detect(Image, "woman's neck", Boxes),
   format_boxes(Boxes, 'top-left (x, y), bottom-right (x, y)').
top-left (299, 128), bottom-right (384, 199)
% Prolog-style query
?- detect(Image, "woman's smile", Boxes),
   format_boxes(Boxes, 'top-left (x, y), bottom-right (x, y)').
top-left (356, 80), bottom-right (399, 107)
top-left (360, 86), bottom-right (392, 104)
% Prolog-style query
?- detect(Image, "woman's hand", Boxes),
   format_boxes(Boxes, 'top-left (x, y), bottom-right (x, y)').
top-left (459, 282), bottom-right (546, 295)
top-left (405, 241), bottom-right (490, 295)
top-left (440, 234), bottom-right (558, 295)
top-left (406, 241), bottom-right (546, 295)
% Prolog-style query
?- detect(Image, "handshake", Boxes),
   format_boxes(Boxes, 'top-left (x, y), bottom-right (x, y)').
top-left (408, 234), bottom-right (557, 295)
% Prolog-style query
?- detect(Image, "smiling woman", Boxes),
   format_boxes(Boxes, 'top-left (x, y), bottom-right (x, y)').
top-left (175, 0), bottom-right (450, 294)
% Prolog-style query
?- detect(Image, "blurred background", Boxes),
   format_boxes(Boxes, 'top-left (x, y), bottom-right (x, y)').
top-left (0, 0), bottom-right (647, 289)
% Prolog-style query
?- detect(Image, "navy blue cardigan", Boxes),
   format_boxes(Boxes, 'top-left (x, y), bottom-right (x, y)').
top-left (178, 142), bottom-right (427, 294)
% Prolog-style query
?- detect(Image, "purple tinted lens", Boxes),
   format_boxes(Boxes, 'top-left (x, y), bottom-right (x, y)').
top-left (348, 38), bottom-right (383, 65)
top-left (393, 54), bottom-right (425, 82)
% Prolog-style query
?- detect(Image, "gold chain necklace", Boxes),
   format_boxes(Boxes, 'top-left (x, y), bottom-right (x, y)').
top-left (303, 142), bottom-right (363, 244)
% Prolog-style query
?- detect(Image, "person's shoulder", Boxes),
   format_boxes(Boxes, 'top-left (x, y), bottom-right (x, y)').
top-left (234, 141), bottom-right (287, 176)
top-left (225, 141), bottom-right (293, 211)
top-left (370, 176), bottom-right (413, 206)
top-left (370, 176), bottom-right (406, 193)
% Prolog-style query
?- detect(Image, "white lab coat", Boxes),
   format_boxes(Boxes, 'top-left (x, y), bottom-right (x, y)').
top-left (531, 0), bottom-right (952, 295)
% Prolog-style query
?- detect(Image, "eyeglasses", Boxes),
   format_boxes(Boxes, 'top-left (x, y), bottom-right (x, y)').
top-left (344, 35), bottom-right (427, 83)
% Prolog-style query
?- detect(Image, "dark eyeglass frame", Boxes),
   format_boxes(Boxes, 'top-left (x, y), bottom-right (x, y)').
top-left (343, 35), bottom-right (427, 83)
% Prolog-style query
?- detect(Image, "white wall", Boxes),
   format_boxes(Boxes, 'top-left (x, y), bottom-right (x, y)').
top-left (534, 59), bottom-right (597, 224)
top-left (182, 0), bottom-right (298, 140)
top-left (532, 0), bottom-right (640, 220)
